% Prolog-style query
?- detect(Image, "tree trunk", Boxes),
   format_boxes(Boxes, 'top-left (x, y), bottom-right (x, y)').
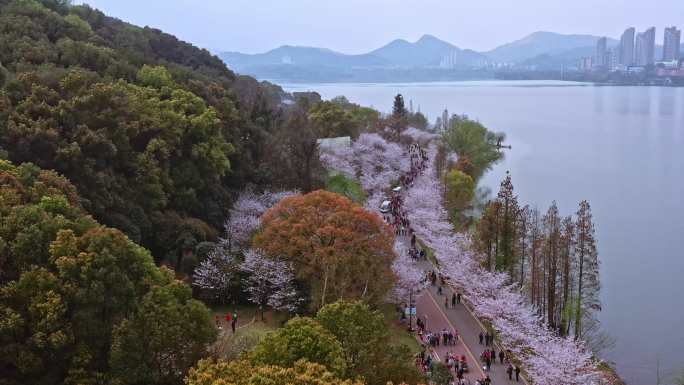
top-left (575, 250), bottom-right (584, 340)
top-left (321, 265), bottom-right (329, 307)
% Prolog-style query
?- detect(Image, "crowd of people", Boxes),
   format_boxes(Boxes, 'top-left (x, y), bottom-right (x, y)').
top-left (391, 142), bottom-right (525, 385)
top-left (418, 326), bottom-right (459, 348)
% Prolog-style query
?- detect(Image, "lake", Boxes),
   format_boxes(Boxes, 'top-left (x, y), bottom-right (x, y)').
top-left (283, 81), bottom-right (684, 385)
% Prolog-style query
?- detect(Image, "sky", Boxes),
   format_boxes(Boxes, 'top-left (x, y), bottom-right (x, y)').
top-left (79, 0), bottom-right (684, 54)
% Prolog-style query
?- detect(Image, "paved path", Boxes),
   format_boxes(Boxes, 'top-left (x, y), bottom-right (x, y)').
top-left (396, 147), bottom-right (527, 385)
top-left (416, 273), bottom-right (524, 385)
top-left (415, 286), bottom-right (487, 383)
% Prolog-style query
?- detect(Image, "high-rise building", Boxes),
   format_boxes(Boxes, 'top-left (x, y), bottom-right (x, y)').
top-left (663, 26), bottom-right (681, 61)
top-left (619, 27), bottom-right (635, 66)
top-left (635, 27), bottom-right (656, 66)
top-left (594, 37), bottom-right (608, 68)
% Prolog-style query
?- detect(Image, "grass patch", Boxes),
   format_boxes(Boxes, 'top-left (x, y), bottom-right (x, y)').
top-left (209, 304), bottom-right (289, 328)
top-left (417, 239), bottom-right (439, 267)
top-left (210, 304), bottom-right (292, 360)
top-left (326, 172), bottom-right (367, 204)
top-left (378, 303), bottom-right (421, 353)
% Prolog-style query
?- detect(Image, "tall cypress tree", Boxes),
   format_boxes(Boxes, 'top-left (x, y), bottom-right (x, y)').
top-left (574, 200), bottom-right (600, 340)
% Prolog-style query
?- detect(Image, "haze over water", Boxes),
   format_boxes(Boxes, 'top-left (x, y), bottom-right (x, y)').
top-left (283, 81), bottom-right (684, 385)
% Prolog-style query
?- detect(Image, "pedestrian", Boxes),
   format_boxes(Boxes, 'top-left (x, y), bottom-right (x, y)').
top-left (507, 364), bottom-right (513, 380)
top-left (515, 365), bottom-right (521, 382)
top-left (484, 332), bottom-right (490, 346)
top-left (484, 376), bottom-right (491, 385)
top-left (457, 291), bottom-right (461, 304)
top-left (491, 349), bottom-right (497, 364)
top-left (452, 293), bottom-right (457, 307)
top-left (437, 286), bottom-right (443, 295)
top-left (499, 350), bottom-right (505, 364)
top-left (231, 318), bottom-right (236, 333)
top-left (478, 332), bottom-right (484, 345)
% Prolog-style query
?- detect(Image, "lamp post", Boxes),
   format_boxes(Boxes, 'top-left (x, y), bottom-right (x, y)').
top-left (408, 287), bottom-right (414, 331)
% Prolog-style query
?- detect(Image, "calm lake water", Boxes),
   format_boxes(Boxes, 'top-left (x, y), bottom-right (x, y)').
top-left (283, 81), bottom-right (684, 385)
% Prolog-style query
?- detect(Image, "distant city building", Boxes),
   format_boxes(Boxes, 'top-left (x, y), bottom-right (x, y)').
top-left (656, 67), bottom-right (684, 77)
top-left (594, 37), bottom-right (608, 68)
top-left (663, 26), bottom-right (681, 61)
top-left (619, 27), bottom-right (636, 66)
top-left (580, 56), bottom-right (593, 71)
top-left (608, 49), bottom-right (619, 70)
top-left (656, 60), bottom-right (681, 68)
top-left (635, 27), bottom-right (656, 66)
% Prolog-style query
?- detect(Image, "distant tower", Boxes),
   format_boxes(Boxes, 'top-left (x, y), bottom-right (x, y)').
top-left (441, 107), bottom-right (449, 131)
top-left (663, 26), bottom-right (681, 61)
top-left (595, 37), bottom-right (608, 68)
top-left (619, 27), bottom-right (636, 66)
top-left (409, 99), bottom-right (414, 114)
top-left (635, 27), bottom-right (656, 66)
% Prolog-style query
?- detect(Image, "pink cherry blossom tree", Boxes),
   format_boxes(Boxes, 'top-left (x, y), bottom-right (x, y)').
top-left (193, 188), bottom-right (298, 302)
top-left (218, 188), bottom-right (299, 254)
top-left (320, 132), bottom-right (409, 211)
top-left (192, 248), bottom-right (237, 302)
top-left (402, 143), bottom-right (604, 385)
top-left (389, 239), bottom-right (429, 304)
top-left (241, 249), bottom-right (303, 319)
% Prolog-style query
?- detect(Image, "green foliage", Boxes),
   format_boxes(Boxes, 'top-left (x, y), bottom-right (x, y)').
top-left (441, 115), bottom-right (504, 181)
top-left (430, 362), bottom-right (453, 385)
top-left (325, 173), bottom-right (367, 204)
top-left (0, 160), bottom-right (216, 385)
top-left (0, 0), bottom-right (295, 262)
top-left (185, 359), bottom-right (363, 385)
top-left (315, 301), bottom-right (424, 385)
top-left (390, 94), bottom-right (408, 138)
top-left (316, 301), bottom-right (386, 376)
top-left (309, 101), bottom-right (359, 139)
top-left (329, 95), bottom-right (380, 134)
top-left (137, 64), bottom-right (174, 88)
top-left (63, 13), bottom-right (93, 40)
top-left (408, 111), bottom-right (429, 130)
top-left (249, 317), bottom-right (347, 377)
top-left (444, 168), bottom-right (475, 227)
top-left (110, 277), bottom-right (217, 385)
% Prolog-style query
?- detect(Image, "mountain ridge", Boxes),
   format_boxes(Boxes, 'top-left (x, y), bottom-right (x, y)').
top-left (218, 31), bottom-right (635, 81)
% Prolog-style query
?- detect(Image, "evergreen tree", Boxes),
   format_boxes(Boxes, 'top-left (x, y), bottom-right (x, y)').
top-left (390, 94), bottom-right (408, 139)
top-left (574, 200), bottom-right (600, 340)
top-left (543, 201), bottom-right (561, 329)
top-left (496, 172), bottom-right (519, 271)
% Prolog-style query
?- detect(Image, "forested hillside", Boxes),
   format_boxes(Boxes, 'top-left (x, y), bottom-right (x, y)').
top-left (0, 0), bottom-right (360, 266)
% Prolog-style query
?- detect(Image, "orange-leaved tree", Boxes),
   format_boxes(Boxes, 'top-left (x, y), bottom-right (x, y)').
top-left (254, 190), bottom-right (396, 309)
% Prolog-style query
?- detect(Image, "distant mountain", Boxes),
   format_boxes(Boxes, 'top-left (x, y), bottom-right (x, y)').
top-left (219, 34), bottom-right (488, 80)
top-left (484, 31), bottom-right (618, 63)
top-left (520, 46), bottom-right (599, 70)
top-left (368, 34), bottom-right (486, 68)
top-left (221, 45), bottom-right (387, 70)
top-left (219, 31), bottom-right (635, 82)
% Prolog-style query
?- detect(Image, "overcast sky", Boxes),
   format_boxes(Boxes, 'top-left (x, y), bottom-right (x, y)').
top-left (80, 0), bottom-right (684, 54)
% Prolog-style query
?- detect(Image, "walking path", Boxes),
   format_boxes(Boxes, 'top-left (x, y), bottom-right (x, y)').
top-left (414, 283), bottom-right (486, 383)
top-left (394, 143), bottom-right (526, 384)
